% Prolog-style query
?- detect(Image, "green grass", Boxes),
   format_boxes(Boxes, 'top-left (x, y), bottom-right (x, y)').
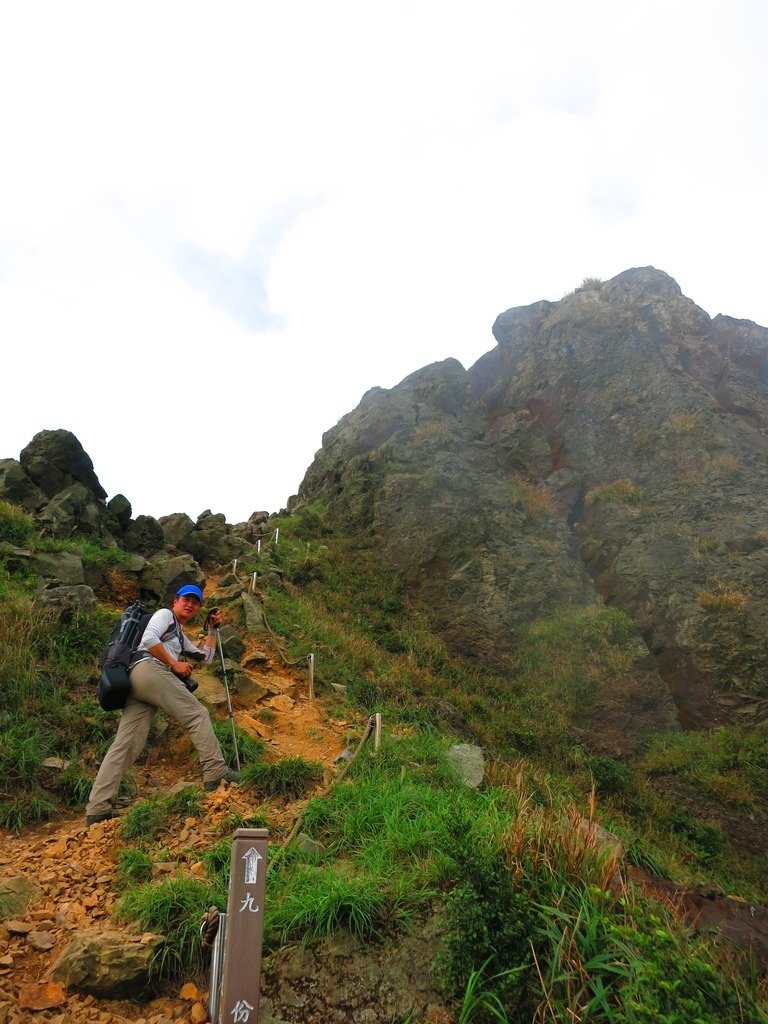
top-left (0, 500), bottom-right (35, 546)
top-left (121, 786), bottom-right (204, 844)
top-left (266, 866), bottom-right (392, 943)
top-left (210, 718), bottom-right (265, 769)
top-left (116, 847), bottom-right (154, 886)
top-left (4, 489), bottom-right (768, 1019)
top-left (241, 756), bottom-right (324, 799)
top-left (109, 723), bottom-right (768, 1020)
top-left (0, 792), bottom-right (56, 830)
top-left (641, 727), bottom-right (768, 808)
top-left (115, 875), bottom-right (224, 979)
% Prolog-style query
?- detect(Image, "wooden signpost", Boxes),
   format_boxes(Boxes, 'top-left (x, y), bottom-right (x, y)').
top-left (216, 828), bottom-right (268, 1024)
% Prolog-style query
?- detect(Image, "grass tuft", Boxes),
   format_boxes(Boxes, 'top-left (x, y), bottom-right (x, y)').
top-left (242, 756), bottom-right (323, 799)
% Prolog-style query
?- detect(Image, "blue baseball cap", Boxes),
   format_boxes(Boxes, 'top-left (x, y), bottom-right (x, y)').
top-left (175, 584), bottom-right (204, 603)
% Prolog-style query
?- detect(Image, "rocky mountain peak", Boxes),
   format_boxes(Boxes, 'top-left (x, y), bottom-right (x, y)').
top-left (300, 268), bottom-right (768, 743)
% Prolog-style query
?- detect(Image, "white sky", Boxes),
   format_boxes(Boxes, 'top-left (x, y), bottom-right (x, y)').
top-left (1, 1), bottom-right (766, 523)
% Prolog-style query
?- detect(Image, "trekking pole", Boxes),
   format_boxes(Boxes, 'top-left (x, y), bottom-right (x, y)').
top-left (215, 627), bottom-right (241, 771)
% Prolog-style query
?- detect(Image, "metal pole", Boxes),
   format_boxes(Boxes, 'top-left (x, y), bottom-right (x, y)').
top-left (307, 653), bottom-right (315, 700)
top-left (373, 713), bottom-right (382, 751)
top-left (208, 912), bottom-right (227, 1024)
top-left (257, 538), bottom-right (261, 554)
top-left (232, 559), bottom-right (238, 575)
top-left (215, 628), bottom-right (241, 771)
top-left (274, 527), bottom-right (279, 545)
top-left (251, 572), bottom-right (257, 593)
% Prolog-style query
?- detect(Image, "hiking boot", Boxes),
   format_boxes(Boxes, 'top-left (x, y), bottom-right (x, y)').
top-left (86, 810), bottom-right (119, 826)
top-left (204, 769), bottom-right (241, 792)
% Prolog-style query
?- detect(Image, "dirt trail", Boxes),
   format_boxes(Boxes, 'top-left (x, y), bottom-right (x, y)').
top-left (0, 601), bottom-right (355, 1024)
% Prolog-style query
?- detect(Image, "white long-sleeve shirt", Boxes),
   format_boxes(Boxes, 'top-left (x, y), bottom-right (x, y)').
top-left (135, 608), bottom-right (215, 664)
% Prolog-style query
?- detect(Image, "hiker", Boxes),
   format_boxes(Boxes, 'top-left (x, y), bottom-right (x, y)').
top-left (85, 584), bottom-right (239, 826)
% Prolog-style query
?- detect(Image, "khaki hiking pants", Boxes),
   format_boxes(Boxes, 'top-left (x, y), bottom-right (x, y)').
top-left (85, 659), bottom-right (228, 817)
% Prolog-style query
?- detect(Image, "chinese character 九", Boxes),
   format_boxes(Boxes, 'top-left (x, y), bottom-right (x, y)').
top-left (239, 893), bottom-right (260, 913)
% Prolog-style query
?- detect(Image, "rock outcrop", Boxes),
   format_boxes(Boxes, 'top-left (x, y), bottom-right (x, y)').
top-left (299, 268), bottom-right (768, 732)
top-left (1, 428), bottom-right (273, 605)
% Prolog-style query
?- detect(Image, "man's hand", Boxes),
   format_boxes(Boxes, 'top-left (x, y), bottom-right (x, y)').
top-left (207, 609), bottom-right (223, 631)
top-left (172, 659), bottom-right (194, 678)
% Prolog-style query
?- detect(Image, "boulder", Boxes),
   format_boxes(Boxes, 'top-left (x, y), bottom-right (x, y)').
top-left (234, 675), bottom-right (271, 702)
top-left (158, 512), bottom-right (198, 552)
top-left (0, 541), bottom-right (33, 575)
top-left (37, 483), bottom-right (104, 538)
top-left (107, 493), bottom-right (132, 531)
top-left (218, 626), bottom-right (245, 662)
top-left (260, 914), bottom-right (446, 1024)
top-left (123, 515), bottom-right (165, 557)
top-left (30, 550), bottom-right (86, 586)
top-left (192, 509), bottom-right (257, 567)
top-left (243, 649), bottom-right (269, 669)
top-left (0, 877), bottom-right (44, 921)
top-left (36, 584), bottom-right (97, 614)
top-left (140, 552), bottom-right (204, 604)
top-left (19, 429), bottom-right (107, 499)
top-left (49, 929), bottom-right (162, 998)
top-left (445, 743), bottom-right (485, 788)
top-left (241, 593), bottom-right (269, 636)
top-left (232, 510), bottom-right (270, 543)
top-left (0, 458), bottom-right (47, 511)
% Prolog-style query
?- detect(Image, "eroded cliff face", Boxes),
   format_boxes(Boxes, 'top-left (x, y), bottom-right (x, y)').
top-left (299, 268), bottom-right (768, 735)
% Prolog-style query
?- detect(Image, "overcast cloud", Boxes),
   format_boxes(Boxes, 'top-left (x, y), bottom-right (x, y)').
top-left (1, 1), bottom-right (766, 523)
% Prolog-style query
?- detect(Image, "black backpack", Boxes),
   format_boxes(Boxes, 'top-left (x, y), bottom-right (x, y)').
top-left (97, 602), bottom-right (154, 711)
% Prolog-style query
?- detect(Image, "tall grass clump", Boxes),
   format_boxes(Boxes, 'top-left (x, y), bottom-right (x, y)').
top-left (241, 756), bottom-right (323, 799)
top-left (210, 719), bottom-right (265, 768)
top-left (585, 478), bottom-right (642, 506)
top-left (0, 500), bottom-right (35, 546)
top-left (115, 876), bottom-right (223, 979)
top-left (266, 866), bottom-right (391, 944)
top-left (121, 786), bottom-right (204, 844)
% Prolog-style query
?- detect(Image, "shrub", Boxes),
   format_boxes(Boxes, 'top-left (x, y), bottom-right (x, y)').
top-left (437, 841), bottom-right (533, 1012)
top-left (665, 807), bottom-right (725, 861)
top-left (577, 276), bottom-right (603, 291)
top-left (585, 754), bottom-right (634, 798)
